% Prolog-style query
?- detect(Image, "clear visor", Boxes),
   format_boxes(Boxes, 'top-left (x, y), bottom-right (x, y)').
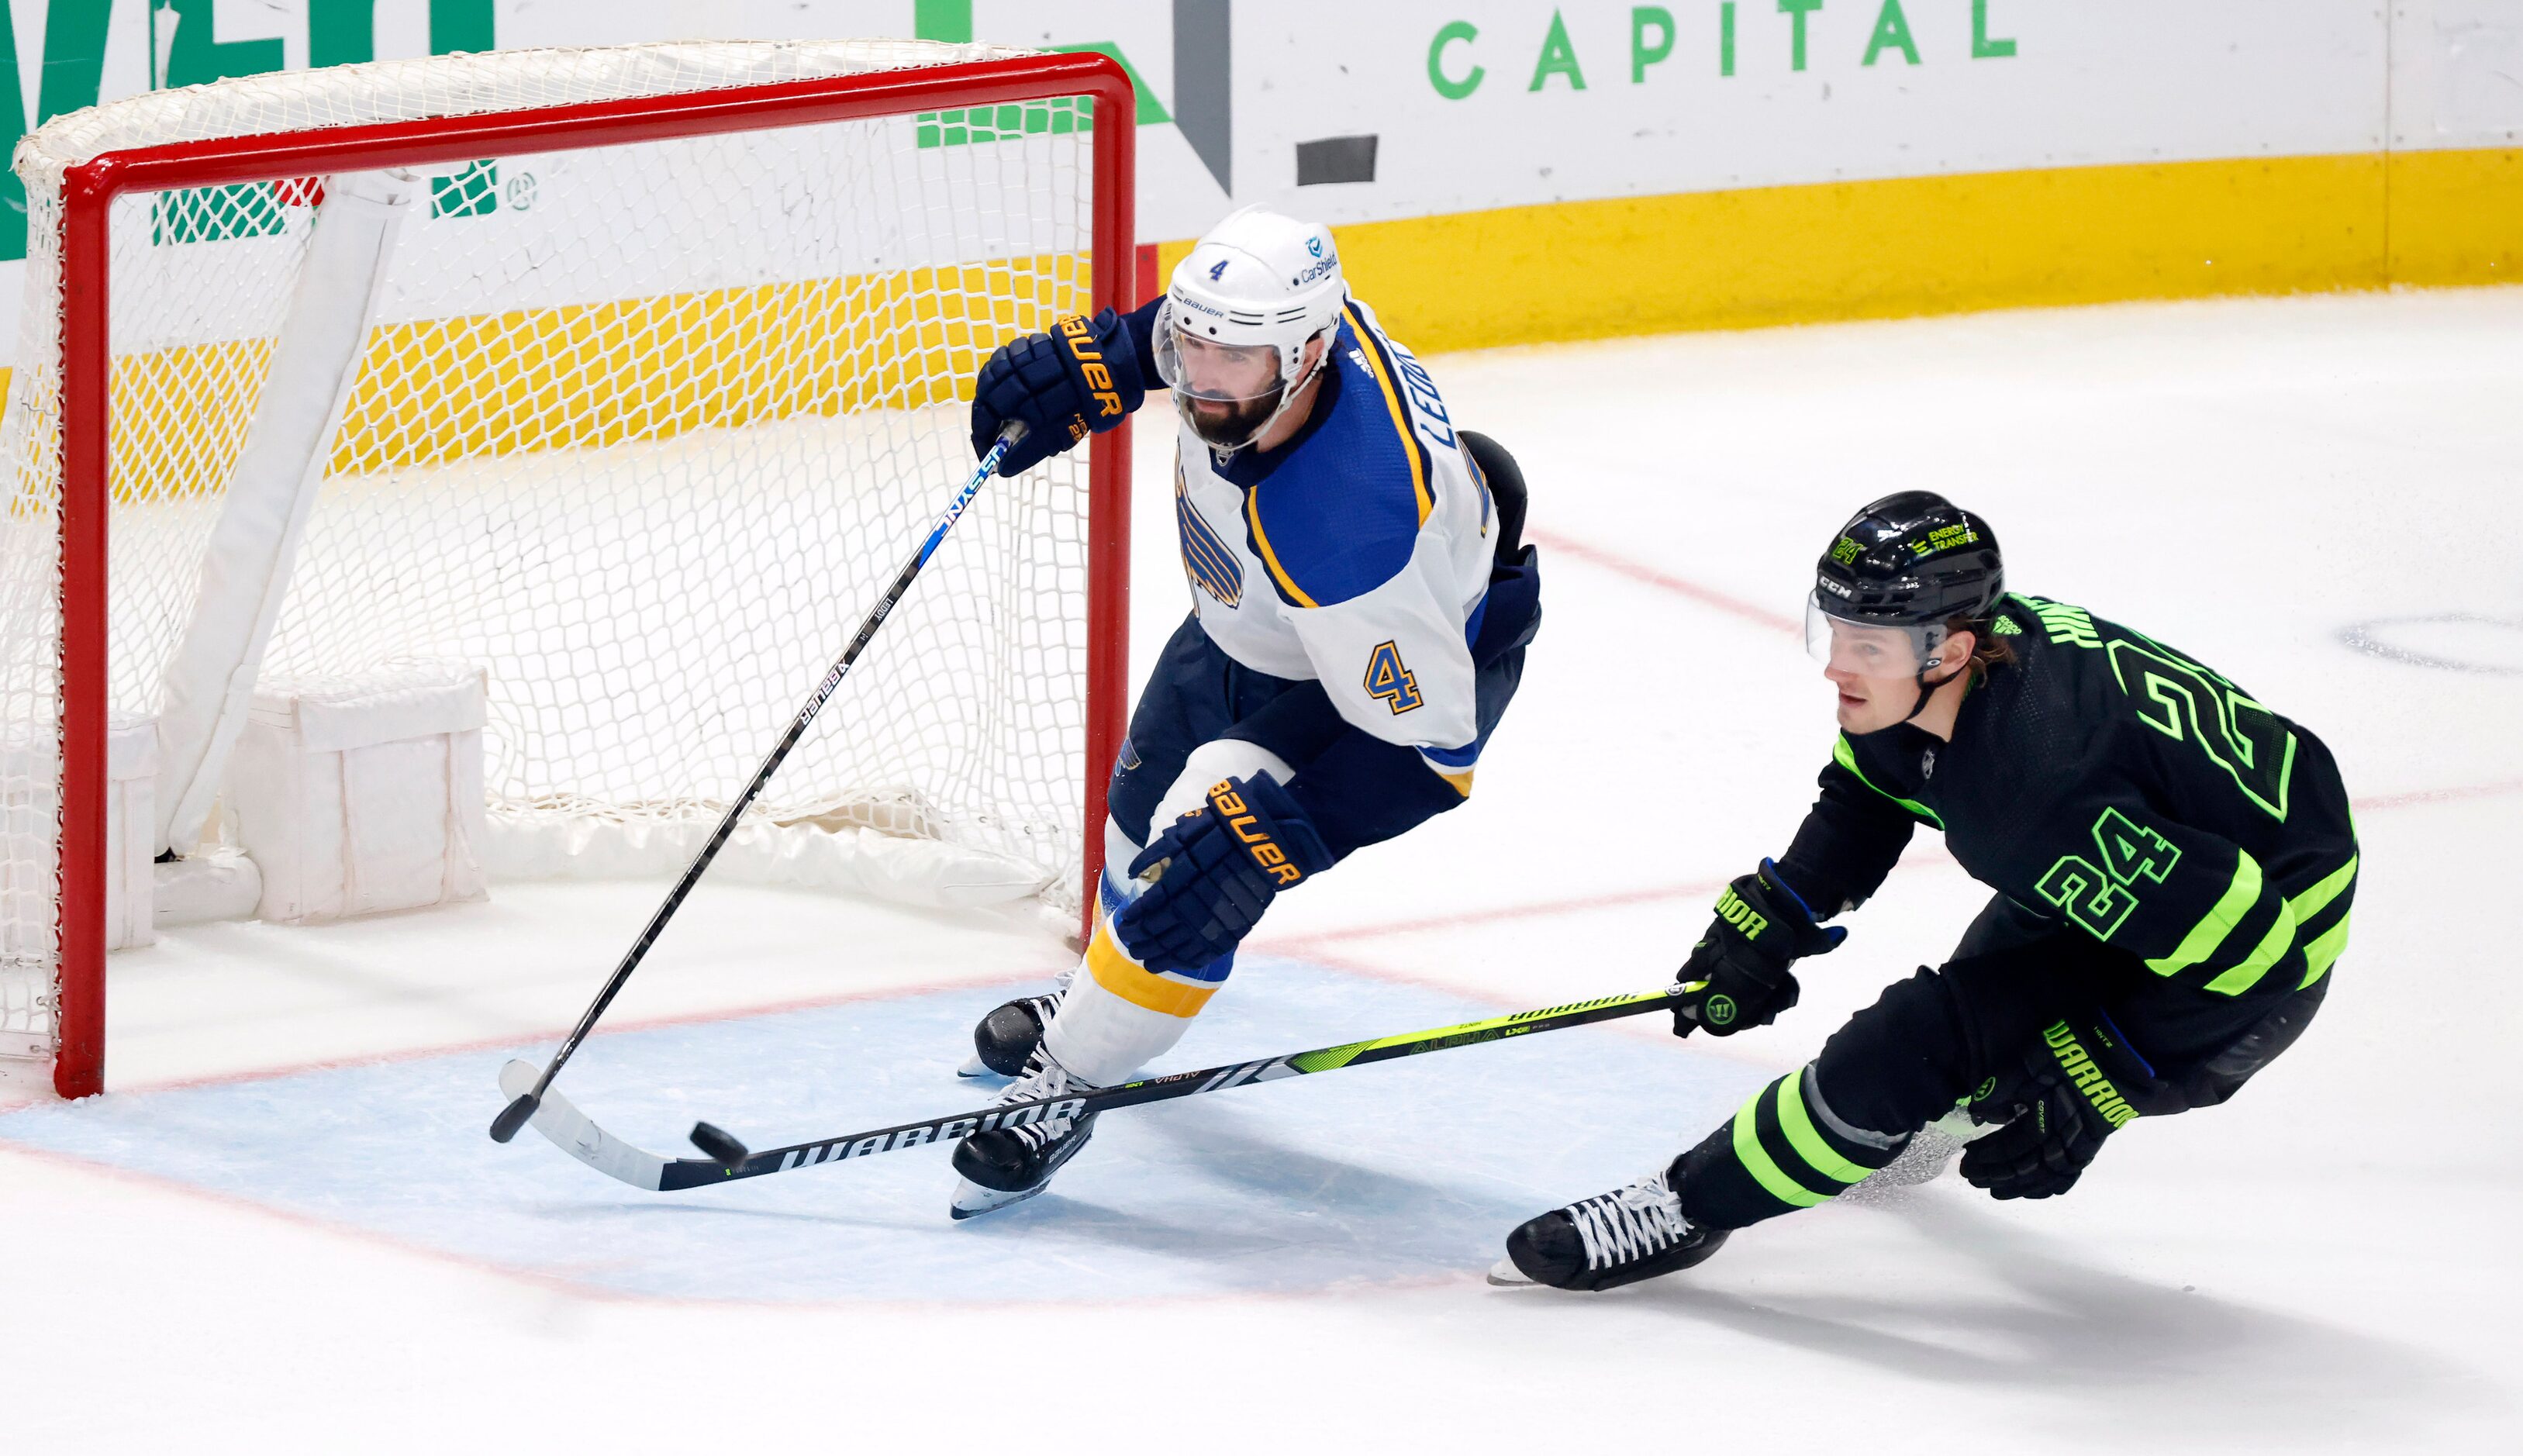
top-left (1805, 592), bottom-right (1950, 677)
top-left (1152, 299), bottom-right (1288, 404)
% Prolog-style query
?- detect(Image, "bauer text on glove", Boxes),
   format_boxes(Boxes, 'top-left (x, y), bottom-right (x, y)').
top-left (1113, 775), bottom-right (1333, 973)
top-left (969, 308), bottom-right (1148, 477)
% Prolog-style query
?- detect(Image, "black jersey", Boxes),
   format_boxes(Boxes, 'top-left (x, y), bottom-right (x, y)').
top-left (1777, 593), bottom-right (2359, 1006)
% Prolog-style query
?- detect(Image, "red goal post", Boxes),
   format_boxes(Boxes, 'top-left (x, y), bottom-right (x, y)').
top-left (34, 48), bottom-right (1137, 1099)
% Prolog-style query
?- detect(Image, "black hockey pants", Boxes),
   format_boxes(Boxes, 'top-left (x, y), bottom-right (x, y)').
top-left (1672, 895), bottom-right (2331, 1230)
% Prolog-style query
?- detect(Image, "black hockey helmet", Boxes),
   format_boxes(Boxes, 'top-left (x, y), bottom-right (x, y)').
top-left (1812, 491), bottom-right (2004, 629)
top-left (1806, 493), bottom-right (2004, 712)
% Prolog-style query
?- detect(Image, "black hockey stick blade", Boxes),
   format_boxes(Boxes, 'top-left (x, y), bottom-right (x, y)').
top-left (689, 1121), bottom-right (751, 1164)
top-left (489, 1090), bottom-right (538, 1144)
top-left (500, 988), bottom-right (1679, 1193)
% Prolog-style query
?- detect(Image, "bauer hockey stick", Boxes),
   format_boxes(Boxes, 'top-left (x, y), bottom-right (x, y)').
top-left (498, 985), bottom-right (1682, 1190)
top-left (488, 423), bottom-right (1027, 1144)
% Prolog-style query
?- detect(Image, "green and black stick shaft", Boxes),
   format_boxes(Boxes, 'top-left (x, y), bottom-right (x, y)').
top-left (488, 425), bottom-right (1025, 1144)
top-left (498, 986), bottom-right (1681, 1191)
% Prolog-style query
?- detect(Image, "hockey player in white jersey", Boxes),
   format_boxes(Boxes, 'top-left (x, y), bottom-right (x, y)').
top-left (947, 206), bottom-right (1544, 1216)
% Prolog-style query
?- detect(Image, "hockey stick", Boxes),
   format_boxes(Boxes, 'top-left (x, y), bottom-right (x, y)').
top-left (498, 985), bottom-right (1681, 1190)
top-left (488, 424), bottom-right (1027, 1144)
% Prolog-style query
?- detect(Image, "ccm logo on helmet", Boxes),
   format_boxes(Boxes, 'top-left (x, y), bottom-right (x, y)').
top-left (1058, 315), bottom-right (1127, 420)
top-left (1209, 780), bottom-right (1307, 886)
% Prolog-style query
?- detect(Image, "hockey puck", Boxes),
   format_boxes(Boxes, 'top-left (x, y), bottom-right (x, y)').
top-left (689, 1121), bottom-right (751, 1164)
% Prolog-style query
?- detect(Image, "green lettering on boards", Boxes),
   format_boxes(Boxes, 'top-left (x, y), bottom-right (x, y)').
top-left (1778, 0), bottom-right (1824, 74)
top-left (1530, 9), bottom-right (1586, 91)
top-left (1865, 0), bottom-right (1918, 66)
top-left (1430, 20), bottom-right (1483, 98)
top-left (1631, 6), bottom-right (1676, 82)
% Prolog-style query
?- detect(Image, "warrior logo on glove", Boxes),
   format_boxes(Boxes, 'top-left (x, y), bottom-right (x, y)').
top-left (2041, 1020), bottom-right (2142, 1129)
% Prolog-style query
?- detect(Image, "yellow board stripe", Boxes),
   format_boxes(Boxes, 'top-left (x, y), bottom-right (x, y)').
top-left (1341, 302), bottom-right (1434, 526)
top-left (73, 255), bottom-right (1089, 505)
top-left (1084, 922), bottom-right (1218, 1019)
top-left (29, 147), bottom-right (2518, 502)
top-left (1313, 149), bottom-right (2521, 354)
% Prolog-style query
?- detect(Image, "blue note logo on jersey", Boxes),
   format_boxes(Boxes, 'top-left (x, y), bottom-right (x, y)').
top-left (1176, 467), bottom-right (1244, 607)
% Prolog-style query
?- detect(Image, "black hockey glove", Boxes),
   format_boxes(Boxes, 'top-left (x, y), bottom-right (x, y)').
top-left (1113, 775), bottom-right (1334, 973)
top-left (1671, 859), bottom-right (1845, 1037)
top-left (970, 309), bottom-right (1147, 477)
top-left (1960, 1014), bottom-right (2158, 1200)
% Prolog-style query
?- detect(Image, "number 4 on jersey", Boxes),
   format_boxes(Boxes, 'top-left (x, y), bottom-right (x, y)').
top-left (2093, 807), bottom-right (2178, 885)
top-left (1364, 640), bottom-right (1423, 713)
top-left (2037, 807), bottom-right (2180, 940)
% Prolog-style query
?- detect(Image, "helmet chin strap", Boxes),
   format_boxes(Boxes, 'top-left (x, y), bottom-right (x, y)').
top-left (1900, 657), bottom-right (1947, 725)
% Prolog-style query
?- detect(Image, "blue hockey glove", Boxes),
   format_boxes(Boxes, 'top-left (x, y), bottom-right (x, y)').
top-left (1113, 775), bottom-right (1334, 973)
top-left (970, 309), bottom-right (1147, 477)
top-left (1961, 1013), bottom-right (2158, 1200)
top-left (1672, 859), bottom-right (1845, 1037)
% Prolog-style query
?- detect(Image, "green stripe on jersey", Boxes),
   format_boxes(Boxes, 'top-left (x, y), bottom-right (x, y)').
top-left (2300, 913), bottom-right (2352, 988)
top-left (2204, 898), bottom-right (2300, 995)
top-left (2148, 850), bottom-right (2263, 977)
top-left (1831, 735), bottom-right (1943, 828)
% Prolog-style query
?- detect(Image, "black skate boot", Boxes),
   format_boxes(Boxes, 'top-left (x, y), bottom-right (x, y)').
top-left (957, 988), bottom-right (1065, 1078)
top-left (948, 1047), bottom-right (1100, 1219)
top-left (1490, 1161), bottom-right (1730, 1290)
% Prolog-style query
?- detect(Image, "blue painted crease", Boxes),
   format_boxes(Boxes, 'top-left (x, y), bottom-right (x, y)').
top-left (0, 961), bottom-right (1759, 1303)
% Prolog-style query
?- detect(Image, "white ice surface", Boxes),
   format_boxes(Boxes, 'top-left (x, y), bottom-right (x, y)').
top-left (5, 288), bottom-right (2520, 1451)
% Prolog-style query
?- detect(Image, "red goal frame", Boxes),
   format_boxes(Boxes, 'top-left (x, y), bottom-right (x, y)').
top-left (46, 51), bottom-right (1137, 1098)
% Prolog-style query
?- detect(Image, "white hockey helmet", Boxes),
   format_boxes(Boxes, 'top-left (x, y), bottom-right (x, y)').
top-left (1152, 205), bottom-right (1348, 450)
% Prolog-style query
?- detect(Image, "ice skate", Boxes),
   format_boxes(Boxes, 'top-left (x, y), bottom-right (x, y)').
top-left (955, 988), bottom-right (1065, 1078)
top-left (1490, 1162), bottom-right (1729, 1290)
top-left (948, 1047), bottom-right (1101, 1218)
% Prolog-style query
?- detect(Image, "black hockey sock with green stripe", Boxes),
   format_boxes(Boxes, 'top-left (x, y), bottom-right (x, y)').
top-left (1674, 1064), bottom-right (1908, 1229)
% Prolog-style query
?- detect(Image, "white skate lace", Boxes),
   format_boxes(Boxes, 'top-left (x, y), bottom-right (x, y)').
top-left (995, 1051), bottom-right (1097, 1151)
top-left (1565, 1168), bottom-right (1691, 1270)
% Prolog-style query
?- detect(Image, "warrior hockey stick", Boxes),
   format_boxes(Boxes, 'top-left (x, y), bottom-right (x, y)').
top-left (499, 985), bottom-right (1680, 1190)
top-left (488, 425), bottom-right (1026, 1144)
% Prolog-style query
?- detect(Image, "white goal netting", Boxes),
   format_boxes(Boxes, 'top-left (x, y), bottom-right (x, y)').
top-left (1, 41), bottom-right (1115, 1064)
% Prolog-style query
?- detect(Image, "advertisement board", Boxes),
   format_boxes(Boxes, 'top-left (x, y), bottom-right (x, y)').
top-left (1, 1), bottom-right (2514, 361)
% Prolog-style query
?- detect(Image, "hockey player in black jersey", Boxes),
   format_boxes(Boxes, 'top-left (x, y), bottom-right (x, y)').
top-left (1494, 492), bottom-right (2357, 1291)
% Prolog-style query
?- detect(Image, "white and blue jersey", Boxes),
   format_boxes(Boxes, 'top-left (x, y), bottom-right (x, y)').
top-left (1171, 298), bottom-right (1499, 789)
top-left (1052, 292), bottom-right (1539, 1044)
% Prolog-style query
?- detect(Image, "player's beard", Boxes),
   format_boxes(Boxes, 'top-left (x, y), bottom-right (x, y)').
top-left (1182, 388), bottom-right (1283, 450)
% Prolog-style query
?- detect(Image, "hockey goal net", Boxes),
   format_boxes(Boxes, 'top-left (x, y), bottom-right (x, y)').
top-left (0, 42), bottom-right (1134, 1096)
